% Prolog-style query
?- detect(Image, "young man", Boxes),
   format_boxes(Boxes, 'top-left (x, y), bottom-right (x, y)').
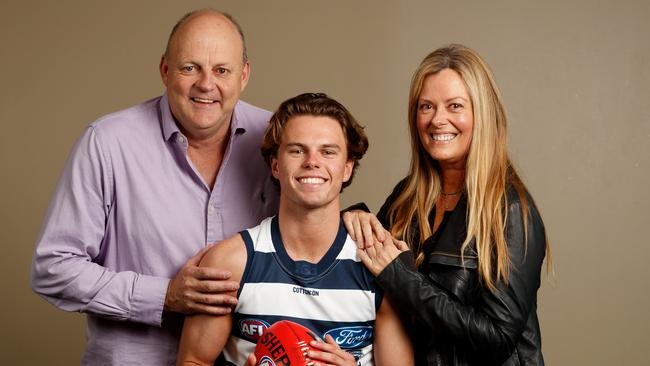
top-left (177, 93), bottom-right (413, 366)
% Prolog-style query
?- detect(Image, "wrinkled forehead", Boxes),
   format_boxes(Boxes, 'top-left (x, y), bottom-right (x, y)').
top-left (168, 13), bottom-right (243, 58)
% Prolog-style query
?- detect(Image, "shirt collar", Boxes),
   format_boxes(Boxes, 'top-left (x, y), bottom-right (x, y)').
top-left (160, 92), bottom-right (246, 141)
top-left (160, 92), bottom-right (180, 141)
top-left (230, 100), bottom-right (248, 136)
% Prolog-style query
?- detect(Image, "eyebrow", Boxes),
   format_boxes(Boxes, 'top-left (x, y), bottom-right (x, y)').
top-left (418, 96), bottom-right (470, 103)
top-left (446, 96), bottom-right (469, 103)
top-left (285, 142), bottom-right (342, 150)
top-left (176, 58), bottom-right (234, 67)
top-left (284, 142), bottom-right (304, 149)
top-left (321, 144), bottom-right (342, 150)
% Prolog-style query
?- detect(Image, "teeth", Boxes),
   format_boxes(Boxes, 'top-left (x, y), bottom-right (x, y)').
top-left (432, 134), bottom-right (456, 141)
top-left (191, 97), bottom-right (215, 103)
top-left (299, 177), bottom-right (325, 184)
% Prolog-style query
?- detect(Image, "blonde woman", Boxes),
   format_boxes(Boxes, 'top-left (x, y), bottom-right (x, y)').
top-left (344, 44), bottom-right (550, 365)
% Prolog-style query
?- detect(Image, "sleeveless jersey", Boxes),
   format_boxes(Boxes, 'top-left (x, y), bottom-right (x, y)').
top-left (223, 216), bottom-right (382, 366)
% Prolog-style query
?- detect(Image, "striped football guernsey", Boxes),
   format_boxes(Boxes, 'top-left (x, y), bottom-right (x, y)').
top-left (223, 216), bottom-right (383, 366)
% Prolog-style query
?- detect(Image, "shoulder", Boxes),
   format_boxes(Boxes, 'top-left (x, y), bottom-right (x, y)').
top-left (89, 96), bottom-right (163, 138)
top-left (504, 184), bottom-right (543, 226)
top-left (391, 177), bottom-right (410, 195)
top-left (200, 235), bottom-right (248, 274)
top-left (233, 100), bottom-right (273, 132)
top-left (384, 176), bottom-right (411, 207)
top-left (377, 176), bottom-right (410, 225)
top-left (236, 100), bottom-right (272, 116)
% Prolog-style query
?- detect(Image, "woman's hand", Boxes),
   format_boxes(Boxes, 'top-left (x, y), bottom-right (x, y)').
top-left (357, 236), bottom-right (409, 277)
top-left (306, 335), bottom-right (357, 366)
top-left (342, 210), bottom-right (389, 249)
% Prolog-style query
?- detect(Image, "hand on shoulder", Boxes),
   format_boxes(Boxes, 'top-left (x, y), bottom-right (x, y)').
top-left (165, 235), bottom-right (247, 315)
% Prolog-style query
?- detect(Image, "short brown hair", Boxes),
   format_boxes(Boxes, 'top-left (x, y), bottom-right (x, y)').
top-left (261, 93), bottom-right (369, 189)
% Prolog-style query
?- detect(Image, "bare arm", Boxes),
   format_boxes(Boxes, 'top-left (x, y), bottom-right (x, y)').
top-left (176, 235), bottom-right (247, 365)
top-left (305, 288), bottom-right (413, 366)
top-left (373, 295), bottom-right (414, 366)
top-left (165, 245), bottom-right (239, 315)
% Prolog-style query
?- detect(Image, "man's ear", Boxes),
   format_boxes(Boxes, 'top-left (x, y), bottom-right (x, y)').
top-left (240, 62), bottom-right (250, 92)
top-left (343, 160), bottom-right (354, 182)
top-left (159, 55), bottom-right (169, 87)
top-left (271, 156), bottom-right (279, 179)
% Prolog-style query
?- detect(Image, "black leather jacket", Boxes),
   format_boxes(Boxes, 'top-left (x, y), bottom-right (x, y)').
top-left (376, 179), bottom-right (546, 366)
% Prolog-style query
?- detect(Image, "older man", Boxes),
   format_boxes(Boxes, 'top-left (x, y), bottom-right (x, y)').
top-left (31, 9), bottom-right (278, 365)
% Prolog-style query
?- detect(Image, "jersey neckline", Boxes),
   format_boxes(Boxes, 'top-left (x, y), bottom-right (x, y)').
top-left (270, 215), bottom-right (347, 282)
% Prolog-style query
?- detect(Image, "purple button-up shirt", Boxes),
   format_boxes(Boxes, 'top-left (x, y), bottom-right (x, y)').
top-left (31, 94), bottom-right (279, 365)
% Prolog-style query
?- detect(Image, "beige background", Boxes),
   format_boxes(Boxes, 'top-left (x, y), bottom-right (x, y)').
top-left (2, 0), bottom-right (649, 364)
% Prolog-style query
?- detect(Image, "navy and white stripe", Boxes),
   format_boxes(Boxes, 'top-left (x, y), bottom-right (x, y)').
top-left (223, 216), bottom-right (382, 366)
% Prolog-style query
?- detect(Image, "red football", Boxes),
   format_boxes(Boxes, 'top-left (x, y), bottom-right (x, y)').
top-left (254, 320), bottom-right (321, 366)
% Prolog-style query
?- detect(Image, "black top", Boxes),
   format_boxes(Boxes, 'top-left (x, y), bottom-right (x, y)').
top-left (375, 177), bottom-right (546, 366)
top-left (420, 209), bottom-right (452, 275)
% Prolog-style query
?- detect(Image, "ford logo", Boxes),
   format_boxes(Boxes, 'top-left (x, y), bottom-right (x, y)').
top-left (324, 326), bottom-right (373, 349)
top-left (239, 318), bottom-right (270, 341)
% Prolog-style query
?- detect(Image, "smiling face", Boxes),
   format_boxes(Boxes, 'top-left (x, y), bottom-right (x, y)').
top-left (271, 115), bottom-right (354, 211)
top-left (160, 12), bottom-right (249, 141)
top-left (416, 68), bottom-right (474, 169)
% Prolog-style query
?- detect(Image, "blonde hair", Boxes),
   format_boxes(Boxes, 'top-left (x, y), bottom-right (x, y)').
top-left (387, 44), bottom-right (549, 292)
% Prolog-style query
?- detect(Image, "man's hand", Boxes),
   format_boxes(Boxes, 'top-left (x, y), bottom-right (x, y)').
top-left (165, 245), bottom-right (239, 315)
top-left (342, 210), bottom-right (388, 249)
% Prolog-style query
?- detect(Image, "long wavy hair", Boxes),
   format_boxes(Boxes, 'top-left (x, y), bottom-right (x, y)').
top-left (386, 44), bottom-right (549, 292)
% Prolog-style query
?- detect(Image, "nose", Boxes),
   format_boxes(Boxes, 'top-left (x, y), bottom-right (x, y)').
top-left (302, 151), bottom-right (320, 169)
top-left (431, 108), bottom-right (448, 128)
top-left (195, 70), bottom-right (216, 92)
